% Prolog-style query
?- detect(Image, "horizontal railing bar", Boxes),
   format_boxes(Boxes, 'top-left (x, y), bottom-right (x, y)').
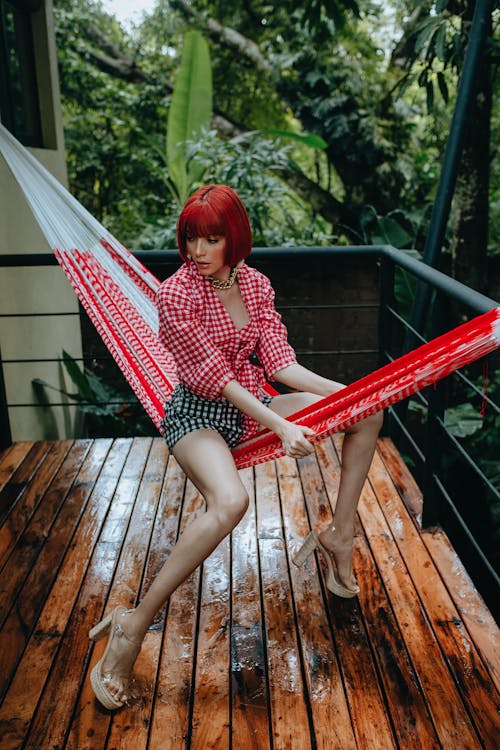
top-left (379, 246), bottom-right (498, 314)
top-left (8, 401), bottom-right (139, 408)
top-left (2, 349), bottom-right (379, 365)
top-left (0, 312), bottom-right (80, 318)
top-left (278, 304), bottom-right (378, 310)
top-left (432, 474), bottom-right (500, 587)
top-left (2, 355), bottom-right (127, 364)
top-left (386, 405), bottom-right (426, 465)
top-left (0, 246), bottom-right (380, 267)
top-left (0, 305), bottom-right (379, 317)
top-left (434, 415), bottom-right (500, 499)
top-left (2, 245), bottom-right (497, 314)
top-left (384, 305), bottom-right (429, 345)
top-left (296, 349), bottom-right (377, 355)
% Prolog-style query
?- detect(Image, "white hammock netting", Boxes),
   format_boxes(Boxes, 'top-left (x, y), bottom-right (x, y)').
top-left (1, 123), bottom-right (499, 469)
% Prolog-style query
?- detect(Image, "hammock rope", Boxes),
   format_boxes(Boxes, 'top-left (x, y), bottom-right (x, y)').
top-left (1, 124), bottom-right (499, 469)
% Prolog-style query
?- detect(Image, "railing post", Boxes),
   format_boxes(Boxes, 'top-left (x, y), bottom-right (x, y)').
top-left (421, 292), bottom-right (449, 528)
top-left (0, 345), bottom-right (12, 449)
top-left (407, 0), bottom-right (493, 340)
top-left (378, 256), bottom-right (395, 438)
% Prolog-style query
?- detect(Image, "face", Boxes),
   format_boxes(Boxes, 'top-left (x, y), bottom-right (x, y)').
top-left (186, 235), bottom-right (229, 280)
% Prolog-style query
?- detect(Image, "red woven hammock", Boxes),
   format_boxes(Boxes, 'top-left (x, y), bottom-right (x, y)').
top-left (1, 124), bottom-right (499, 468)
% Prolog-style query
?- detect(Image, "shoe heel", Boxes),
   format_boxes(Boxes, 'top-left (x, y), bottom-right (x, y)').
top-left (292, 531), bottom-right (317, 567)
top-left (89, 612), bottom-right (113, 642)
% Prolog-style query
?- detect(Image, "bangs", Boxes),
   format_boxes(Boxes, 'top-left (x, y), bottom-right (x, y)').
top-left (177, 184), bottom-right (252, 265)
top-left (181, 202), bottom-right (226, 239)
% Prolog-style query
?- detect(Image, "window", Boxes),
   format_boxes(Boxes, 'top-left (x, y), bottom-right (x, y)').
top-left (0, 0), bottom-right (43, 146)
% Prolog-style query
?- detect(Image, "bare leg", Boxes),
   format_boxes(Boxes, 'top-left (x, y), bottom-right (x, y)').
top-left (96, 429), bottom-right (248, 704)
top-left (269, 392), bottom-right (383, 590)
top-left (318, 412), bottom-right (382, 588)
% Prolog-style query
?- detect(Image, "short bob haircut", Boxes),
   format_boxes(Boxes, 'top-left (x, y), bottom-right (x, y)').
top-left (176, 184), bottom-right (252, 266)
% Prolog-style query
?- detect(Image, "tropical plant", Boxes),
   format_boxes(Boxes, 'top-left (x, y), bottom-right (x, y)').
top-left (165, 30), bottom-right (212, 204)
top-left (32, 351), bottom-right (154, 438)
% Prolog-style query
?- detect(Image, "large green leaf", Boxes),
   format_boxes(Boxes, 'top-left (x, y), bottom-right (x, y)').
top-left (167, 31), bottom-right (212, 204)
top-left (263, 129), bottom-right (327, 150)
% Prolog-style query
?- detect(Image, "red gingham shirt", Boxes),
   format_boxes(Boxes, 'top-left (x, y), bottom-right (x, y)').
top-left (157, 262), bottom-right (297, 438)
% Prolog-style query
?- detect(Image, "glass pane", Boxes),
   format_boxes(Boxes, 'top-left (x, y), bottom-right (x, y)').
top-left (0, 0), bottom-right (43, 146)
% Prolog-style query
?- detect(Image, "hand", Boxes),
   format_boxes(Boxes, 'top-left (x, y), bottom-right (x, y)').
top-left (277, 422), bottom-right (315, 459)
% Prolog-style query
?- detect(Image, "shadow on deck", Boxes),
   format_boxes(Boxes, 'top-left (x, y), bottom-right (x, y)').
top-left (0, 436), bottom-right (498, 749)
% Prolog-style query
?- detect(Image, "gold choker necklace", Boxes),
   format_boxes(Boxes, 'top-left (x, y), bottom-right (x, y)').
top-left (209, 266), bottom-right (238, 290)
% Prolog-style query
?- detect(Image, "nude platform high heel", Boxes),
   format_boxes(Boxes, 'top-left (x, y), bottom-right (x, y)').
top-left (292, 530), bottom-right (360, 598)
top-left (89, 606), bottom-right (141, 710)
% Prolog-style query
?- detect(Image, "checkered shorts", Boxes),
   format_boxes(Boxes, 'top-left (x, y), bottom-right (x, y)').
top-left (161, 385), bottom-right (273, 451)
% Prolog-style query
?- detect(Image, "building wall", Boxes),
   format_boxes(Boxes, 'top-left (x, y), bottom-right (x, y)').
top-left (0, 0), bottom-right (83, 442)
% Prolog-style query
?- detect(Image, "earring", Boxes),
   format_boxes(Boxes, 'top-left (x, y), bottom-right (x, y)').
top-left (187, 253), bottom-right (192, 261)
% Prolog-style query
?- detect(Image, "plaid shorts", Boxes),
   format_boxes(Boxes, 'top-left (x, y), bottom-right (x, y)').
top-left (162, 385), bottom-right (273, 451)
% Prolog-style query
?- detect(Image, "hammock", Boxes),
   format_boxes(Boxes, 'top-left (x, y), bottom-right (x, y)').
top-left (1, 124), bottom-right (499, 469)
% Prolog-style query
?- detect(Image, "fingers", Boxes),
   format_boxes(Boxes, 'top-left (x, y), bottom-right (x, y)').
top-left (300, 425), bottom-right (315, 438)
top-left (278, 422), bottom-right (316, 459)
top-left (284, 431), bottom-right (314, 458)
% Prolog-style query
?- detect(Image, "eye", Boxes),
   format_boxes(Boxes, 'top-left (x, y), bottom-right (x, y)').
top-left (207, 236), bottom-right (222, 244)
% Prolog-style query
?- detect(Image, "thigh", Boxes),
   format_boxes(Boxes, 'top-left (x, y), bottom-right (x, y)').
top-left (268, 385), bottom-right (345, 419)
top-left (172, 428), bottom-right (244, 500)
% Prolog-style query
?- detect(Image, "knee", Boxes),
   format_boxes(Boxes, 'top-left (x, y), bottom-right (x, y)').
top-left (348, 409), bottom-right (383, 437)
top-left (211, 485), bottom-right (249, 533)
top-left (366, 410), bottom-right (384, 433)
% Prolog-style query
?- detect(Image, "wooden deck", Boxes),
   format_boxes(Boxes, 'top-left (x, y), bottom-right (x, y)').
top-left (0, 436), bottom-right (498, 749)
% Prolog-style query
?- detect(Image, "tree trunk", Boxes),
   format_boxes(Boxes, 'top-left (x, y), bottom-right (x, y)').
top-left (449, 13), bottom-right (492, 294)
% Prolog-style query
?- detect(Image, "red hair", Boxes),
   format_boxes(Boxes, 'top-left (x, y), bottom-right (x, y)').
top-left (176, 185), bottom-right (252, 265)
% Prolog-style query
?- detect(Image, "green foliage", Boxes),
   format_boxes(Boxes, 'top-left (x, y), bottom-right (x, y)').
top-left (136, 128), bottom-right (332, 249)
top-left (166, 30), bottom-right (213, 204)
top-left (52, 0), bottom-right (498, 275)
top-left (32, 351), bottom-right (154, 438)
top-left (396, 0), bottom-right (475, 113)
top-left (409, 366), bottom-right (500, 491)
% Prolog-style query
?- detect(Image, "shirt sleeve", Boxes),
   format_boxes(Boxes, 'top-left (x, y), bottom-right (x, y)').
top-left (255, 275), bottom-right (297, 379)
top-left (156, 278), bottom-right (235, 399)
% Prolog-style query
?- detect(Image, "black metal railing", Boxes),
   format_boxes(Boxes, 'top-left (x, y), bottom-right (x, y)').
top-left (0, 245), bottom-right (498, 617)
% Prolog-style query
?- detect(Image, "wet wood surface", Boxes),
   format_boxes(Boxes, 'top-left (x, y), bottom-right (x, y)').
top-left (0, 436), bottom-right (498, 749)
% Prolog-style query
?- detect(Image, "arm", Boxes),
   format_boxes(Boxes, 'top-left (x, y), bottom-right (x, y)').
top-left (273, 362), bottom-right (345, 397)
top-left (222, 379), bottom-right (315, 458)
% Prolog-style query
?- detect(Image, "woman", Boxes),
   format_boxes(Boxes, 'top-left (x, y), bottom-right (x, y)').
top-left (89, 185), bottom-right (382, 710)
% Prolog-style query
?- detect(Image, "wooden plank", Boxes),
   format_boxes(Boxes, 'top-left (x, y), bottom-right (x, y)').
top-left (344, 438), bottom-right (482, 749)
top-left (1, 435), bottom-right (498, 750)
top-left (378, 436), bottom-right (500, 694)
top-left (100, 439), bottom-right (171, 750)
top-left (149, 472), bottom-right (204, 750)
top-left (0, 441), bottom-right (73, 569)
top-left (255, 460), bottom-right (313, 750)
top-left (0, 440), bottom-right (52, 524)
top-left (298, 445), bottom-right (397, 750)
top-left (189, 499), bottom-right (231, 749)
top-left (0, 440), bottom-right (92, 697)
top-left (354, 535), bottom-right (439, 748)
top-left (0, 439), bottom-right (74, 623)
top-left (423, 528), bottom-right (500, 693)
top-left (0, 441), bottom-right (34, 494)
top-left (368, 447), bottom-right (500, 749)
top-left (315, 439), bottom-right (439, 748)
top-left (376, 436), bottom-right (423, 524)
top-left (230, 467), bottom-right (271, 750)
top-left (0, 438), bottom-right (128, 750)
top-left (277, 454), bottom-right (357, 750)
top-left (26, 438), bottom-right (153, 750)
